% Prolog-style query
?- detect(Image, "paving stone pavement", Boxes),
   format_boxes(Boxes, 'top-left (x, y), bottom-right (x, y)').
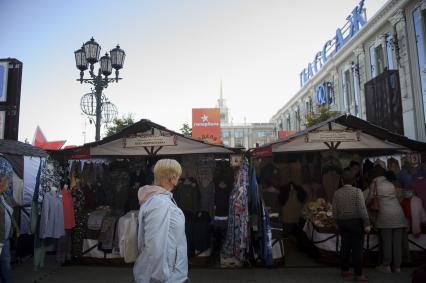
top-left (12, 258), bottom-right (414, 283)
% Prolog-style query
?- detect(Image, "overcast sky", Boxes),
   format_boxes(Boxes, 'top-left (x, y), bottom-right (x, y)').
top-left (0, 0), bottom-right (387, 146)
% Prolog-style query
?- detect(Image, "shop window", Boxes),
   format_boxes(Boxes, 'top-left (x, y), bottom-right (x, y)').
top-left (413, 7), bottom-right (426, 125)
top-left (286, 116), bottom-right (291, 130)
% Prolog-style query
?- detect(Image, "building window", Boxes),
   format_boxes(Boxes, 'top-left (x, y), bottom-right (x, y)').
top-left (295, 107), bottom-right (301, 131)
top-left (257, 131), bottom-right (265, 137)
top-left (351, 64), bottom-right (360, 116)
top-left (375, 44), bottom-right (385, 75)
top-left (342, 69), bottom-right (354, 112)
top-left (386, 35), bottom-right (396, 70)
top-left (413, 7), bottom-right (426, 125)
top-left (235, 129), bottom-right (244, 138)
top-left (221, 130), bottom-right (230, 138)
top-left (286, 115), bottom-right (291, 130)
top-left (369, 45), bottom-right (376, 78)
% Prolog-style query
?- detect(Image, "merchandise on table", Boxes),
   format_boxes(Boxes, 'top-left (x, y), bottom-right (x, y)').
top-left (303, 198), bottom-right (335, 229)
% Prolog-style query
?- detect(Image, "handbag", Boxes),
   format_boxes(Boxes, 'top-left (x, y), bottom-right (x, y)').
top-left (368, 181), bottom-right (380, 212)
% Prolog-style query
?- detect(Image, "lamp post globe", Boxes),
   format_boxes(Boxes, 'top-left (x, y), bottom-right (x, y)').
top-left (75, 37), bottom-right (124, 141)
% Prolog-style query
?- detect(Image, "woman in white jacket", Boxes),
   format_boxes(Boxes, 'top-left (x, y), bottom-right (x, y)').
top-left (133, 159), bottom-right (188, 283)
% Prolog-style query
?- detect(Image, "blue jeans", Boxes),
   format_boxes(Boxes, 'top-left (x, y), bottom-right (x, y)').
top-left (0, 239), bottom-right (12, 283)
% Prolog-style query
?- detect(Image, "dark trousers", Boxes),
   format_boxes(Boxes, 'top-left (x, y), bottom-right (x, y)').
top-left (337, 219), bottom-right (364, 276)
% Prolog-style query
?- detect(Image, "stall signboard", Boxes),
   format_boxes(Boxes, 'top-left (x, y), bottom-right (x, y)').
top-left (306, 130), bottom-right (360, 143)
top-left (252, 146), bottom-right (272, 158)
top-left (192, 108), bottom-right (221, 144)
top-left (0, 62), bottom-right (8, 102)
top-left (123, 131), bottom-right (177, 148)
top-left (0, 111), bottom-right (5, 139)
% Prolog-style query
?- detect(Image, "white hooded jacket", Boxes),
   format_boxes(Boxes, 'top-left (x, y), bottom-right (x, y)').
top-left (133, 185), bottom-right (188, 283)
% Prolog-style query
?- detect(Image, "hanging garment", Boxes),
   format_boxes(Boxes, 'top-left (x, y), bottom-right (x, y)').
top-left (38, 159), bottom-right (62, 204)
top-left (110, 170), bottom-right (130, 210)
top-left (250, 166), bottom-right (273, 266)
top-left (289, 161), bottom-right (303, 186)
top-left (387, 157), bottom-right (401, 175)
top-left (214, 182), bottom-right (232, 217)
top-left (199, 182), bottom-right (215, 217)
top-left (56, 229), bottom-right (72, 264)
top-left (61, 187), bottom-right (75, 229)
top-left (98, 215), bottom-right (119, 252)
top-left (39, 190), bottom-right (65, 239)
top-left (0, 156), bottom-right (13, 197)
top-left (262, 187), bottom-right (280, 214)
top-left (410, 177), bottom-right (426, 210)
top-left (193, 211), bottom-right (211, 254)
top-left (71, 186), bottom-right (86, 257)
top-left (322, 170), bottom-right (340, 203)
top-left (87, 209), bottom-right (109, 231)
top-left (222, 159), bottom-right (250, 262)
top-left (279, 183), bottom-right (307, 224)
top-left (83, 184), bottom-right (96, 210)
top-left (12, 171), bottom-right (24, 206)
top-left (117, 211), bottom-right (138, 263)
top-left (22, 157), bottom-right (41, 235)
top-left (174, 182), bottom-right (201, 212)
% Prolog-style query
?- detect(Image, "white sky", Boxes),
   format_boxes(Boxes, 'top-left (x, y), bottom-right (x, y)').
top-left (0, 0), bottom-right (387, 146)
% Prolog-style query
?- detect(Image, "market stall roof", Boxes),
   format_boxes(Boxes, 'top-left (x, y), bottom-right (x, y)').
top-left (0, 139), bottom-right (48, 157)
top-left (254, 114), bottom-right (426, 156)
top-left (59, 119), bottom-right (240, 158)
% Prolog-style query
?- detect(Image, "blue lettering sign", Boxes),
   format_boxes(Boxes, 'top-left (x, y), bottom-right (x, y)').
top-left (322, 40), bottom-right (332, 64)
top-left (347, 0), bottom-right (366, 37)
top-left (300, 69), bottom-right (307, 87)
top-left (307, 63), bottom-right (314, 79)
top-left (299, 0), bottom-right (367, 88)
top-left (335, 28), bottom-right (345, 52)
top-left (314, 51), bottom-right (323, 73)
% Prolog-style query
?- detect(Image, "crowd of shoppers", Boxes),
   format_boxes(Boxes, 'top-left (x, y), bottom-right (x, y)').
top-left (333, 160), bottom-right (426, 282)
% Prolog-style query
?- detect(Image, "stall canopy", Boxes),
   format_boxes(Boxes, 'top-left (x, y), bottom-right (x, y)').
top-left (59, 119), bottom-right (238, 158)
top-left (254, 114), bottom-right (426, 156)
top-left (0, 139), bottom-right (48, 157)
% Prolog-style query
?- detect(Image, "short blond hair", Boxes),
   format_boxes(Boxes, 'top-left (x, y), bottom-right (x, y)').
top-left (154, 159), bottom-right (182, 185)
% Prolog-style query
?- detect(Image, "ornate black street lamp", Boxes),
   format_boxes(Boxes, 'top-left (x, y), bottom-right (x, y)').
top-left (74, 37), bottom-right (125, 141)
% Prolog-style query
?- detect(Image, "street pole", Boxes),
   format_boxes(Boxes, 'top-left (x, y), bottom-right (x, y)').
top-left (95, 84), bottom-right (103, 141)
top-left (74, 38), bottom-right (125, 142)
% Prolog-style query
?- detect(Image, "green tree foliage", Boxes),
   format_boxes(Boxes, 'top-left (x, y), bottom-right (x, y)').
top-left (105, 113), bottom-right (135, 137)
top-left (304, 105), bottom-right (339, 128)
top-left (180, 123), bottom-right (192, 137)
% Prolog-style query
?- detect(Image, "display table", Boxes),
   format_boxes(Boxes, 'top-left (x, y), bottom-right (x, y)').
top-left (303, 220), bottom-right (426, 265)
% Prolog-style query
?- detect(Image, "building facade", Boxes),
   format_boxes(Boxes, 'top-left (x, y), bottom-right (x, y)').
top-left (271, 0), bottom-right (426, 142)
top-left (221, 123), bottom-right (276, 149)
top-left (216, 87), bottom-right (276, 149)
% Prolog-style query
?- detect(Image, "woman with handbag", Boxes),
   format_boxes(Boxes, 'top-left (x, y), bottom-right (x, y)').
top-left (367, 165), bottom-right (407, 273)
